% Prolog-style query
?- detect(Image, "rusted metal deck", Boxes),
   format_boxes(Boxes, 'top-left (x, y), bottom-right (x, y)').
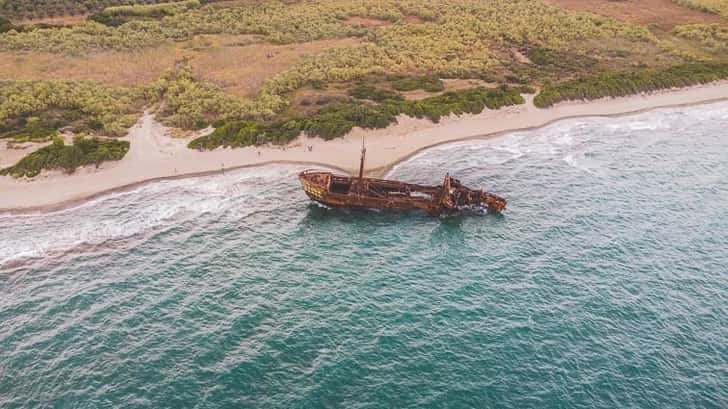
top-left (298, 138), bottom-right (506, 215)
top-left (299, 171), bottom-right (506, 215)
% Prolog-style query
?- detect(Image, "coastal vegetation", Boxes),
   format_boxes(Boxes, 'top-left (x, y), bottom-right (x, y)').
top-left (0, 136), bottom-right (129, 178)
top-left (533, 62), bottom-right (728, 107)
top-left (98, 0), bottom-right (200, 18)
top-left (0, 0), bottom-right (171, 20)
top-left (390, 76), bottom-right (445, 92)
top-left (0, 16), bottom-right (13, 32)
top-left (348, 85), bottom-right (403, 102)
top-left (0, 0), bottom-right (653, 54)
top-left (0, 1), bottom-right (364, 53)
top-left (89, 0), bottom-right (201, 27)
top-left (2, 0), bottom-right (728, 174)
top-left (142, 66), bottom-right (270, 129)
top-left (673, 23), bottom-right (728, 52)
top-left (189, 86), bottom-right (525, 149)
top-left (0, 80), bottom-right (142, 139)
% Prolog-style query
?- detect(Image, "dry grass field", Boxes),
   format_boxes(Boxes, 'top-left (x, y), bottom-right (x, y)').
top-left (0, 46), bottom-right (181, 87)
top-left (188, 36), bottom-right (362, 98)
top-left (1, 36), bottom-right (362, 97)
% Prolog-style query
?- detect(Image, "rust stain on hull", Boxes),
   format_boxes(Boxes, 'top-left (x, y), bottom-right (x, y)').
top-left (299, 170), bottom-right (506, 215)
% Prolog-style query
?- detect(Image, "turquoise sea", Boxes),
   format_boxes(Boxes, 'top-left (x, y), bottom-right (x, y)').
top-left (1, 102), bottom-right (727, 408)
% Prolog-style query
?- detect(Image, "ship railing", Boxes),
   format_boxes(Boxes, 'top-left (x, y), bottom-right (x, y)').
top-left (300, 169), bottom-right (322, 175)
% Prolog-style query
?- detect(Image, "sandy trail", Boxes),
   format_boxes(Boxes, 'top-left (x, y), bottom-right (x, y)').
top-left (1, 81), bottom-right (727, 212)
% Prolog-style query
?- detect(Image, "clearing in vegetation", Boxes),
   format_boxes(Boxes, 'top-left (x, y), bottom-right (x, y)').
top-left (0, 36), bottom-right (362, 98)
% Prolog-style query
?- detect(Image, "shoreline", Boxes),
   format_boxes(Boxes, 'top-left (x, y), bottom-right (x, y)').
top-left (1, 81), bottom-right (728, 214)
top-left (371, 93), bottom-right (728, 178)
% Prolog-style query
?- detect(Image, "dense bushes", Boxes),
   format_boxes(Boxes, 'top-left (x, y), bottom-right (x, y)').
top-left (0, 80), bottom-right (142, 138)
top-left (673, 24), bottom-right (728, 52)
top-left (187, 119), bottom-right (300, 150)
top-left (101, 0), bottom-right (200, 17)
top-left (390, 76), bottom-right (445, 92)
top-left (255, 0), bottom-right (654, 110)
top-left (0, 115), bottom-right (70, 142)
top-left (0, 0), bottom-right (665, 129)
top-left (0, 0), bottom-right (364, 53)
top-left (89, 0), bottom-right (201, 26)
top-left (0, 0), bottom-right (172, 20)
top-left (0, 68), bottom-right (275, 137)
top-left (348, 85), bottom-right (403, 101)
top-left (533, 62), bottom-right (728, 107)
top-left (0, 16), bottom-right (14, 33)
top-left (0, 0), bottom-right (723, 145)
top-left (142, 66), bottom-right (281, 128)
top-left (0, 136), bottom-right (129, 178)
top-left (1, 0), bottom-right (654, 57)
top-left (189, 85), bottom-right (526, 150)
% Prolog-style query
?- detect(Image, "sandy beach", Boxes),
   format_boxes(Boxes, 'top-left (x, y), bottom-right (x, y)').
top-left (1, 81), bottom-right (727, 212)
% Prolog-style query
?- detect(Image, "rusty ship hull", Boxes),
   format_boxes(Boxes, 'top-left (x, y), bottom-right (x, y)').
top-left (299, 170), bottom-right (506, 215)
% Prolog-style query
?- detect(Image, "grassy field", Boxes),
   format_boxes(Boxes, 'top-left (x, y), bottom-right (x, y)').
top-left (0, 36), bottom-right (362, 97)
top-left (1, 0), bottom-right (728, 172)
top-left (1, 0), bottom-right (173, 21)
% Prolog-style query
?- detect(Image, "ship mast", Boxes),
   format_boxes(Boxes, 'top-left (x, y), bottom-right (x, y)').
top-left (358, 135), bottom-right (366, 181)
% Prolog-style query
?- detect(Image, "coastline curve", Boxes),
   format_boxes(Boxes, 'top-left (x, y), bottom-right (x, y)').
top-left (1, 84), bottom-right (727, 214)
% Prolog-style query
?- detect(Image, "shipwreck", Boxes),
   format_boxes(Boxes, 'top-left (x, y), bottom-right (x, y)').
top-left (299, 140), bottom-right (506, 215)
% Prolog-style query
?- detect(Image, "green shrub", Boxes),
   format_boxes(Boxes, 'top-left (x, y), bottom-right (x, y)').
top-left (0, 116), bottom-right (60, 142)
top-left (89, 0), bottom-right (201, 26)
top-left (0, 16), bottom-right (14, 33)
top-left (1, 0), bottom-right (173, 20)
top-left (534, 62), bottom-right (728, 108)
top-left (527, 48), bottom-right (556, 66)
top-left (0, 80), bottom-right (142, 138)
top-left (526, 47), bottom-right (598, 73)
top-left (673, 24), bottom-right (728, 52)
top-left (101, 0), bottom-right (200, 17)
top-left (390, 76), bottom-right (445, 92)
top-left (87, 12), bottom-right (127, 27)
top-left (348, 85), bottom-right (402, 101)
top-left (187, 120), bottom-right (260, 150)
top-left (189, 85), bottom-right (526, 149)
top-left (0, 136), bottom-right (130, 178)
top-left (142, 66), bottom-right (274, 129)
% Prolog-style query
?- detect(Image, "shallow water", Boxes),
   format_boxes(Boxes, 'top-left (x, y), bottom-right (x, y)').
top-left (1, 102), bottom-right (727, 408)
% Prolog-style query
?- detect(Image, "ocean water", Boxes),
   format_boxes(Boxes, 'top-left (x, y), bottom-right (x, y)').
top-left (1, 102), bottom-right (727, 408)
